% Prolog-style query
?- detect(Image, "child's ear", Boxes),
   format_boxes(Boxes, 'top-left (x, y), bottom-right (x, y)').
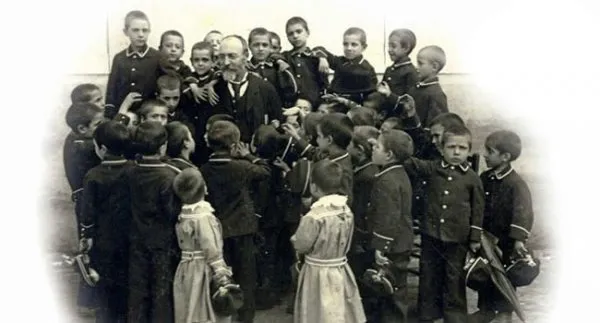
top-left (501, 152), bottom-right (512, 162)
top-left (386, 150), bottom-right (395, 162)
top-left (159, 142), bottom-right (167, 156)
top-left (326, 135), bottom-right (334, 144)
top-left (76, 124), bottom-right (88, 135)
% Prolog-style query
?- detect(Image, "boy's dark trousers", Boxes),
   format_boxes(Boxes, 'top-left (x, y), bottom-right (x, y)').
top-left (92, 248), bottom-right (128, 323)
top-left (365, 251), bottom-right (411, 323)
top-left (255, 226), bottom-right (282, 303)
top-left (74, 193), bottom-right (98, 309)
top-left (223, 234), bottom-right (257, 323)
top-left (127, 242), bottom-right (177, 323)
top-left (418, 234), bottom-right (468, 323)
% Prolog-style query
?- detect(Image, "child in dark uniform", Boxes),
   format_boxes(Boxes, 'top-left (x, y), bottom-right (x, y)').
top-left (80, 120), bottom-right (132, 322)
top-left (471, 130), bottom-right (534, 323)
top-left (70, 83), bottom-right (104, 108)
top-left (313, 27), bottom-right (378, 104)
top-left (105, 10), bottom-right (161, 118)
top-left (269, 31), bottom-right (282, 53)
top-left (126, 121), bottom-right (182, 323)
top-left (63, 101), bottom-right (104, 315)
top-left (138, 99), bottom-right (169, 126)
top-left (409, 45), bottom-right (449, 126)
top-left (200, 120), bottom-right (272, 323)
top-left (366, 129), bottom-right (415, 323)
top-left (404, 124), bottom-right (484, 323)
top-left (158, 30), bottom-right (193, 79)
top-left (165, 121), bottom-right (197, 171)
top-left (375, 28), bottom-right (419, 119)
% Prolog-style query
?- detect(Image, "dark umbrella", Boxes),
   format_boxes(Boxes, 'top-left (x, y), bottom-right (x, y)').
top-left (479, 231), bottom-right (527, 323)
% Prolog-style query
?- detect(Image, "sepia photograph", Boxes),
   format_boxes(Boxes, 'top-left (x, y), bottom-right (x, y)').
top-left (8, 0), bottom-right (599, 322)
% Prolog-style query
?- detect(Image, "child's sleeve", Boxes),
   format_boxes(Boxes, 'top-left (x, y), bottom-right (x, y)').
top-left (367, 178), bottom-right (400, 253)
top-left (509, 180), bottom-right (534, 242)
top-left (242, 155), bottom-right (272, 183)
top-left (263, 81), bottom-right (284, 124)
top-left (291, 138), bottom-right (324, 161)
top-left (469, 173), bottom-right (485, 242)
top-left (403, 157), bottom-right (435, 178)
top-left (311, 46), bottom-right (341, 70)
top-left (80, 175), bottom-right (98, 240)
top-left (291, 214), bottom-right (320, 255)
top-left (105, 55), bottom-right (121, 119)
top-left (199, 215), bottom-right (233, 279)
top-left (159, 175), bottom-right (182, 221)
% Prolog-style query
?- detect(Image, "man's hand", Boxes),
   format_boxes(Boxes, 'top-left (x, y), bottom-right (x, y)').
top-left (377, 81), bottom-right (392, 97)
top-left (118, 92), bottom-right (142, 114)
top-left (513, 240), bottom-right (527, 257)
top-left (318, 57), bottom-right (330, 73)
top-left (273, 157), bottom-right (291, 172)
top-left (470, 242), bottom-right (482, 254)
top-left (282, 123), bottom-right (301, 140)
top-left (207, 82), bottom-right (219, 106)
top-left (191, 84), bottom-right (208, 103)
top-left (375, 250), bottom-right (390, 266)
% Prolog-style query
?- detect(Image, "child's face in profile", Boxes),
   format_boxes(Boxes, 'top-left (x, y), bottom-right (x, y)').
top-left (87, 89), bottom-right (104, 109)
top-left (161, 34), bottom-right (184, 62)
top-left (315, 125), bottom-right (331, 150)
top-left (270, 37), bottom-right (281, 53)
top-left (81, 112), bottom-right (105, 138)
top-left (190, 49), bottom-right (214, 75)
top-left (250, 34), bottom-right (272, 61)
top-left (371, 135), bottom-right (390, 166)
top-left (157, 89), bottom-right (180, 112)
top-left (205, 32), bottom-right (222, 51)
top-left (417, 50), bottom-right (437, 81)
top-left (347, 140), bottom-right (365, 166)
top-left (442, 135), bottom-right (471, 165)
top-left (143, 106), bottom-right (168, 125)
top-left (388, 34), bottom-right (409, 62)
top-left (430, 124), bottom-right (445, 152)
top-left (343, 33), bottom-right (365, 60)
top-left (483, 145), bottom-right (506, 170)
top-left (185, 128), bottom-right (196, 154)
top-left (286, 23), bottom-right (309, 49)
top-left (124, 18), bottom-right (150, 49)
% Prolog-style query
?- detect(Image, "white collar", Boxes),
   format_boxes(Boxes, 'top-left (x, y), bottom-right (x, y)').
top-left (441, 160), bottom-right (470, 172)
top-left (354, 162), bottom-right (373, 174)
top-left (181, 200), bottom-right (214, 214)
top-left (375, 164), bottom-right (403, 177)
top-left (329, 152), bottom-right (349, 163)
top-left (311, 194), bottom-right (348, 210)
top-left (490, 165), bottom-right (514, 180)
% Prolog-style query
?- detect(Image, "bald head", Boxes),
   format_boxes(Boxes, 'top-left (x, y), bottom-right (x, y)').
top-left (219, 35), bottom-right (249, 81)
top-left (221, 35), bottom-right (249, 57)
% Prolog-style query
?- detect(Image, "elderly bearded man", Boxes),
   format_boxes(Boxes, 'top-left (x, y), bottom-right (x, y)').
top-left (213, 35), bottom-right (284, 143)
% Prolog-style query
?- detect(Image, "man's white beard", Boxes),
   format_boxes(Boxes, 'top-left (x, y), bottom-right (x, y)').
top-left (222, 69), bottom-right (237, 82)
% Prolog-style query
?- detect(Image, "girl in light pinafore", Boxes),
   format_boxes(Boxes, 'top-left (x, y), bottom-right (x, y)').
top-left (292, 159), bottom-right (366, 323)
top-left (172, 168), bottom-right (234, 323)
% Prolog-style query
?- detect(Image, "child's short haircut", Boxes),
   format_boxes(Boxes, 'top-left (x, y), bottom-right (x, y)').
top-left (380, 129), bottom-right (414, 163)
top-left (344, 27), bottom-right (367, 47)
top-left (206, 120), bottom-right (240, 151)
top-left (156, 74), bottom-right (181, 92)
top-left (428, 112), bottom-right (465, 129)
top-left (173, 168), bottom-right (207, 204)
top-left (348, 107), bottom-right (376, 127)
top-left (319, 113), bottom-right (353, 149)
top-left (420, 45), bottom-right (447, 72)
top-left (311, 159), bottom-right (343, 195)
top-left (485, 130), bottom-right (522, 161)
top-left (191, 41), bottom-right (215, 58)
top-left (222, 35), bottom-right (249, 57)
top-left (65, 102), bottom-right (103, 132)
top-left (363, 92), bottom-right (386, 111)
top-left (302, 112), bottom-right (324, 139)
top-left (159, 30), bottom-right (184, 49)
top-left (269, 31), bottom-right (280, 43)
top-left (124, 10), bottom-right (149, 29)
top-left (441, 124), bottom-right (472, 148)
top-left (165, 121), bottom-right (191, 158)
top-left (253, 124), bottom-right (288, 160)
top-left (70, 84), bottom-right (101, 104)
top-left (352, 126), bottom-right (380, 158)
top-left (132, 121), bottom-right (168, 155)
top-left (205, 30), bottom-right (222, 39)
top-left (248, 27), bottom-right (270, 44)
top-left (381, 117), bottom-right (403, 130)
top-left (139, 99), bottom-right (168, 118)
top-left (94, 120), bottom-right (130, 155)
top-left (389, 28), bottom-right (417, 55)
top-left (206, 114), bottom-right (235, 129)
top-left (286, 16), bottom-right (309, 33)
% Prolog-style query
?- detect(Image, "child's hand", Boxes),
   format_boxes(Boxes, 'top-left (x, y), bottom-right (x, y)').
top-left (273, 157), bottom-right (292, 172)
top-left (118, 92), bottom-right (142, 113)
top-left (377, 82), bottom-right (392, 97)
top-left (321, 93), bottom-right (344, 104)
top-left (190, 84), bottom-right (207, 103)
top-left (513, 240), bottom-right (527, 257)
top-left (469, 242), bottom-right (482, 254)
top-left (375, 250), bottom-right (390, 266)
top-left (207, 83), bottom-right (219, 106)
top-left (282, 123), bottom-right (301, 140)
top-left (236, 142), bottom-right (251, 158)
top-left (318, 57), bottom-right (330, 73)
top-left (277, 59), bottom-right (290, 72)
top-left (398, 94), bottom-right (416, 117)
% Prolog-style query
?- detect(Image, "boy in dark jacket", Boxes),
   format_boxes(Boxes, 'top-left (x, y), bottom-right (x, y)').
top-left (126, 121), bottom-right (182, 323)
top-left (200, 120), bottom-right (271, 323)
top-left (471, 130), bottom-right (534, 323)
top-left (366, 129), bottom-right (415, 323)
top-left (80, 120), bottom-right (132, 322)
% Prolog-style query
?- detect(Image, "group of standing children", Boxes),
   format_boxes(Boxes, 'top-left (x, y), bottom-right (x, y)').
top-left (62, 9), bottom-right (535, 323)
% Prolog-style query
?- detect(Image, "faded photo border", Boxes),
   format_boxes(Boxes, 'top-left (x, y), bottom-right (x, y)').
top-left (5, 0), bottom-right (600, 322)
